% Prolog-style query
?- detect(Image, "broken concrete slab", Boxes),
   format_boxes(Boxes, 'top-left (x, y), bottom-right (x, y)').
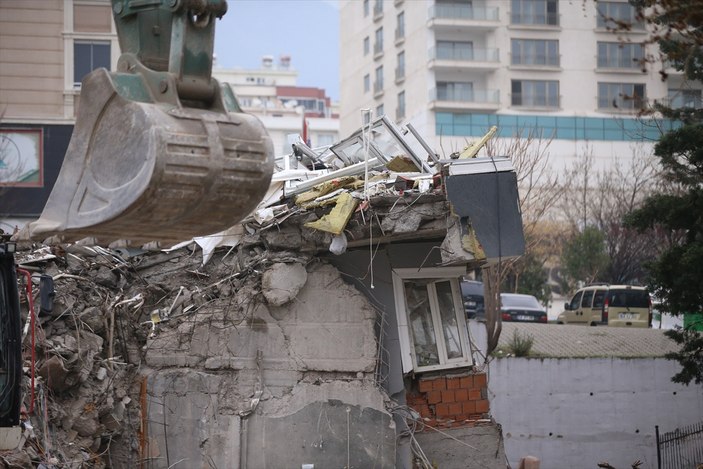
top-left (261, 262), bottom-right (308, 306)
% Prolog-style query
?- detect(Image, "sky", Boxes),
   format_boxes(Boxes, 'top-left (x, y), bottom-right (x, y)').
top-left (214, 0), bottom-right (341, 101)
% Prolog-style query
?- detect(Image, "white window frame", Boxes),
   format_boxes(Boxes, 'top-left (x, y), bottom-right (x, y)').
top-left (392, 267), bottom-right (473, 373)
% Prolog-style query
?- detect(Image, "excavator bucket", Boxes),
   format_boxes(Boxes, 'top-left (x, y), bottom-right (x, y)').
top-left (26, 0), bottom-right (274, 247)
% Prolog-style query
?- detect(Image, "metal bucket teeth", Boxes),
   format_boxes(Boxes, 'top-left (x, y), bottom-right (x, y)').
top-left (28, 69), bottom-right (274, 247)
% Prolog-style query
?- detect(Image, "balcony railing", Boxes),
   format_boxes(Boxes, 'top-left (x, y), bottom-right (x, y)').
top-left (429, 88), bottom-right (500, 104)
top-left (658, 95), bottom-right (703, 109)
top-left (428, 4), bottom-right (499, 21)
top-left (374, 81), bottom-right (384, 94)
top-left (512, 93), bottom-right (561, 109)
top-left (374, 42), bottom-right (383, 55)
top-left (429, 47), bottom-right (499, 62)
top-left (510, 12), bottom-right (559, 26)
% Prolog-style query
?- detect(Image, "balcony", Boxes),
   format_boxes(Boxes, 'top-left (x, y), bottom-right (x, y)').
top-left (428, 88), bottom-right (501, 111)
top-left (428, 47), bottom-right (500, 71)
top-left (427, 4), bottom-right (500, 31)
top-left (510, 12), bottom-right (560, 28)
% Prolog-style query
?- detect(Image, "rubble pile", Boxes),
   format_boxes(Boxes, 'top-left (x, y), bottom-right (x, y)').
top-left (8, 236), bottom-right (326, 467)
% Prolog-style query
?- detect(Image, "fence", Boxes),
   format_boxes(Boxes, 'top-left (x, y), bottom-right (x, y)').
top-left (657, 421), bottom-right (703, 469)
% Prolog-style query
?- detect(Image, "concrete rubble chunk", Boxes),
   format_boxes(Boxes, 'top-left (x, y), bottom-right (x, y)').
top-left (261, 262), bottom-right (308, 306)
top-left (37, 355), bottom-right (71, 392)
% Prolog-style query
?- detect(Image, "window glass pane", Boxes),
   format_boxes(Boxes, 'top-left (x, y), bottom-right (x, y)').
top-left (74, 41), bottom-right (110, 84)
top-left (404, 281), bottom-right (439, 367)
top-left (74, 43), bottom-right (92, 83)
top-left (581, 290), bottom-right (595, 307)
top-left (569, 292), bottom-right (582, 310)
top-left (593, 290), bottom-right (606, 308)
top-left (436, 281), bottom-right (463, 359)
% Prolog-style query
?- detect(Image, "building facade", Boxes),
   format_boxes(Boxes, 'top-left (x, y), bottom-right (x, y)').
top-left (213, 56), bottom-right (340, 157)
top-left (339, 0), bottom-right (700, 172)
top-left (0, 0), bottom-right (117, 230)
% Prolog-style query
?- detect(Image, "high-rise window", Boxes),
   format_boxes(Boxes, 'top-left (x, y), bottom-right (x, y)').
top-left (375, 27), bottom-right (384, 54)
top-left (511, 79), bottom-right (559, 107)
top-left (597, 42), bottom-right (644, 69)
top-left (396, 51), bottom-right (405, 80)
top-left (364, 0), bottom-right (370, 17)
top-left (598, 83), bottom-right (646, 109)
top-left (74, 41), bottom-right (110, 85)
top-left (511, 0), bottom-right (558, 26)
top-left (376, 103), bottom-right (385, 117)
top-left (511, 39), bottom-right (559, 66)
top-left (374, 0), bottom-right (383, 16)
top-left (364, 74), bottom-right (371, 93)
top-left (375, 65), bottom-right (384, 93)
top-left (396, 11), bottom-right (405, 40)
top-left (667, 89), bottom-right (702, 109)
top-left (437, 82), bottom-right (473, 101)
top-left (364, 36), bottom-right (370, 56)
top-left (596, 1), bottom-right (644, 30)
top-left (397, 91), bottom-right (406, 119)
top-left (436, 41), bottom-right (473, 60)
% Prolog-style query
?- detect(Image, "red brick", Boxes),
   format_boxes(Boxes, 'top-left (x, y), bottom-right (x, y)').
top-left (447, 377), bottom-right (462, 389)
top-left (475, 399), bottom-right (489, 413)
top-left (455, 389), bottom-right (469, 401)
top-left (441, 389), bottom-right (455, 403)
top-left (415, 404), bottom-right (432, 419)
top-left (473, 373), bottom-right (488, 388)
top-left (469, 413), bottom-right (483, 420)
top-left (432, 377), bottom-right (447, 391)
top-left (427, 390), bottom-right (442, 404)
top-left (448, 402), bottom-right (462, 416)
top-left (418, 379), bottom-right (433, 393)
top-left (435, 403), bottom-right (450, 418)
top-left (462, 401), bottom-right (476, 414)
top-left (469, 389), bottom-right (482, 401)
top-left (460, 375), bottom-right (474, 389)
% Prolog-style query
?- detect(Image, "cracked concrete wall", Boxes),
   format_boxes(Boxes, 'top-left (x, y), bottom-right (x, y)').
top-left (326, 241), bottom-right (450, 469)
top-left (144, 261), bottom-right (395, 468)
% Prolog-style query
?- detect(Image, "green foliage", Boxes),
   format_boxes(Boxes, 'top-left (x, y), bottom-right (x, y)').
top-left (508, 330), bottom-right (534, 357)
top-left (561, 226), bottom-right (609, 286)
top-left (664, 328), bottom-right (703, 385)
top-left (621, 0), bottom-right (703, 385)
top-left (501, 251), bottom-right (551, 304)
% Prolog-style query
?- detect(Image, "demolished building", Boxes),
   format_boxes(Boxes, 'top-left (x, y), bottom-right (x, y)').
top-left (6, 117), bottom-right (524, 468)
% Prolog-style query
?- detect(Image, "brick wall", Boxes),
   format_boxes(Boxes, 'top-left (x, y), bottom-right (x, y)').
top-left (406, 373), bottom-right (490, 430)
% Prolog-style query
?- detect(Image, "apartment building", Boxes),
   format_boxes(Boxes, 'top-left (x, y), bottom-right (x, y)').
top-left (0, 1), bottom-right (338, 230)
top-left (339, 0), bottom-right (700, 172)
top-left (0, 0), bottom-right (118, 230)
top-left (213, 56), bottom-right (340, 156)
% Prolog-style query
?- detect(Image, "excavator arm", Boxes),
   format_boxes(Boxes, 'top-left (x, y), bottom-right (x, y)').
top-left (27, 0), bottom-right (274, 248)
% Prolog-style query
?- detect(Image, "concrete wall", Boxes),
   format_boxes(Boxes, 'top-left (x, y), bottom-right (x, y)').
top-left (144, 262), bottom-right (396, 468)
top-left (489, 357), bottom-right (703, 469)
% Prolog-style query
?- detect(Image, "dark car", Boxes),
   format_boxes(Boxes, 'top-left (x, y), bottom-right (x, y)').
top-left (460, 280), bottom-right (485, 320)
top-left (500, 293), bottom-right (547, 323)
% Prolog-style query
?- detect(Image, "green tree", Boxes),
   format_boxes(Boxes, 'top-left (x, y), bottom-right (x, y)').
top-left (622, 0), bottom-right (703, 385)
top-left (561, 226), bottom-right (609, 287)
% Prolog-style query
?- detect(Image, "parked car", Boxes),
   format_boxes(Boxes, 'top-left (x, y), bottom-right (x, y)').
top-left (500, 293), bottom-right (547, 323)
top-left (460, 280), bottom-right (485, 320)
top-left (557, 283), bottom-right (608, 325)
top-left (604, 285), bottom-right (652, 327)
top-left (558, 284), bottom-right (651, 327)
